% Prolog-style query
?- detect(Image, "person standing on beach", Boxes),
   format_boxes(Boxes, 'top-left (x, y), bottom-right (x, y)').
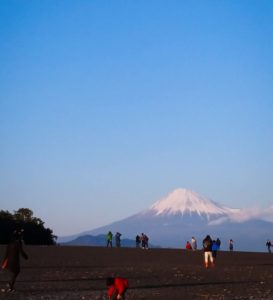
top-left (202, 235), bottom-right (214, 268)
top-left (135, 235), bottom-right (141, 248)
top-left (266, 240), bottom-right (272, 253)
top-left (141, 233), bottom-right (145, 249)
top-left (1, 229), bottom-right (28, 292)
top-left (144, 234), bottom-right (149, 249)
top-left (107, 231), bottom-right (113, 248)
top-left (229, 239), bottom-right (234, 251)
top-left (115, 232), bottom-right (122, 248)
top-left (191, 237), bottom-right (197, 250)
top-left (216, 238), bottom-right (221, 250)
top-left (212, 240), bottom-right (218, 261)
top-left (185, 241), bottom-right (192, 250)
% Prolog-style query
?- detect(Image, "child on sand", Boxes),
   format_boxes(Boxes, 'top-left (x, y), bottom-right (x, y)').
top-left (185, 241), bottom-right (192, 250)
top-left (106, 277), bottom-right (128, 300)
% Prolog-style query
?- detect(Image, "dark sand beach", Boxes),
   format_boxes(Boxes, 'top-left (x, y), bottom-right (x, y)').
top-left (0, 245), bottom-right (272, 299)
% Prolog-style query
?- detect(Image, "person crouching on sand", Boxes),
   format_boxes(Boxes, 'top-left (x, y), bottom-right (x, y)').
top-left (106, 277), bottom-right (128, 300)
top-left (202, 235), bottom-right (214, 268)
top-left (1, 229), bottom-right (28, 292)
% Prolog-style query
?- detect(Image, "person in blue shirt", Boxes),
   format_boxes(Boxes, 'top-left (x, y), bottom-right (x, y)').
top-left (212, 240), bottom-right (218, 261)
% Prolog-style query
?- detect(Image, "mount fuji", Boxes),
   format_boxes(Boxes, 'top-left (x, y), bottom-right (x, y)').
top-left (59, 188), bottom-right (273, 252)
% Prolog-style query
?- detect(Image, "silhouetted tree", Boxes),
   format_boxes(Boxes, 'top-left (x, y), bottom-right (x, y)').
top-left (14, 208), bottom-right (34, 222)
top-left (0, 208), bottom-right (57, 245)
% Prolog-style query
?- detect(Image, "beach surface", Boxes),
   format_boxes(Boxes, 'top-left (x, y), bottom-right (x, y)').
top-left (0, 245), bottom-right (272, 299)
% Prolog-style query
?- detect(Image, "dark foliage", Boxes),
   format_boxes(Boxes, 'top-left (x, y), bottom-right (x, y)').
top-left (0, 208), bottom-right (57, 245)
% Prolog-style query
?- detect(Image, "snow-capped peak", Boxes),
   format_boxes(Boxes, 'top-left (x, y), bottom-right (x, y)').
top-left (149, 188), bottom-right (235, 218)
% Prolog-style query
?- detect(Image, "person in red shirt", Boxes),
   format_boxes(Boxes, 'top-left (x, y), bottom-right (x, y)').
top-left (106, 277), bottom-right (129, 300)
top-left (185, 241), bottom-right (192, 250)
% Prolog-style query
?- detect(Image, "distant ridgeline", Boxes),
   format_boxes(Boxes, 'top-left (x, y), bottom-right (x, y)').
top-left (0, 208), bottom-right (56, 245)
top-left (61, 234), bottom-right (160, 248)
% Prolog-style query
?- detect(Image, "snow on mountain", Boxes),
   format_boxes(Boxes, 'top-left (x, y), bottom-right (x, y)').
top-left (149, 188), bottom-right (238, 219)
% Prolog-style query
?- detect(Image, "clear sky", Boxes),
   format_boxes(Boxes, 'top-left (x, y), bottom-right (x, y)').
top-left (1, 0), bottom-right (273, 237)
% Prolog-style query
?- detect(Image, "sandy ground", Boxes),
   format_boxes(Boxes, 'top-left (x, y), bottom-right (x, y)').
top-left (0, 245), bottom-right (273, 299)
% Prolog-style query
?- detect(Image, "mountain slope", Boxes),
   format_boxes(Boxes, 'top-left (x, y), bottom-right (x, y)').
top-left (58, 188), bottom-right (273, 251)
top-left (63, 234), bottom-right (137, 247)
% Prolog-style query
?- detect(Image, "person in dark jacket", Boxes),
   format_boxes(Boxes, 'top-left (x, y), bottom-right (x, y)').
top-left (1, 229), bottom-right (28, 292)
top-left (229, 239), bottom-right (234, 251)
top-left (202, 235), bottom-right (214, 268)
top-left (135, 235), bottom-right (141, 248)
top-left (266, 240), bottom-right (272, 253)
top-left (216, 238), bottom-right (221, 250)
top-left (115, 232), bottom-right (122, 248)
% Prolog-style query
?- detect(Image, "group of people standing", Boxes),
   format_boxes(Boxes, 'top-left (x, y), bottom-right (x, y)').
top-left (3, 228), bottom-right (272, 299)
top-left (185, 235), bottom-right (225, 268)
top-left (106, 231), bottom-right (150, 250)
top-left (185, 237), bottom-right (198, 250)
top-left (106, 231), bottom-right (122, 248)
top-left (135, 233), bottom-right (149, 249)
top-left (186, 236), bottom-right (234, 252)
top-left (202, 235), bottom-right (222, 268)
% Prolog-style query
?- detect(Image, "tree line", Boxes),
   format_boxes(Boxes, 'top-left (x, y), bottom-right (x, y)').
top-left (0, 208), bottom-right (57, 245)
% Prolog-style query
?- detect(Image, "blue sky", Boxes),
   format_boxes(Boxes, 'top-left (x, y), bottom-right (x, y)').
top-left (1, 0), bottom-right (273, 236)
